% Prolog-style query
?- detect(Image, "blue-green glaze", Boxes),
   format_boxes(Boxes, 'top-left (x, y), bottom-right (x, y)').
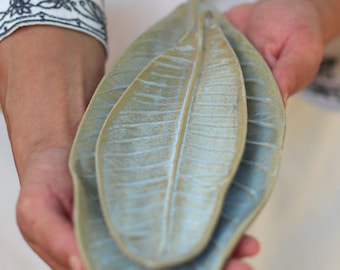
top-left (95, 10), bottom-right (247, 268)
top-left (69, 1), bottom-right (285, 270)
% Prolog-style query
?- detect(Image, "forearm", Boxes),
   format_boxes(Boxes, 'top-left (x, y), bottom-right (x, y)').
top-left (0, 26), bottom-right (105, 176)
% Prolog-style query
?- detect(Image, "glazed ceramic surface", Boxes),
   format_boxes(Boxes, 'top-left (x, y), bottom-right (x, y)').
top-left (95, 6), bottom-right (247, 269)
top-left (69, 1), bottom-right (285, 269)
top-left (69, 3), bottom-right (190, 269)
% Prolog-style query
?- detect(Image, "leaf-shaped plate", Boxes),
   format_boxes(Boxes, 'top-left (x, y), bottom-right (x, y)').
top-left (95, 10), bottom-right (247, 269)
top-left (70, 1), bottom-right (285, 270)
top-left (69, 3), bottom-right (192, 270)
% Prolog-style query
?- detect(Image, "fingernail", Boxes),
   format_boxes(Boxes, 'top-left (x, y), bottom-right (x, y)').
top-left (69, 255), bottom-right (81, 270)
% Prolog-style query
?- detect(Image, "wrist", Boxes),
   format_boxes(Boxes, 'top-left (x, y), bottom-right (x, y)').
top-left (0, 26), bottom-right (105, 174)
top-left (4, 74), bottom-right (89, 175)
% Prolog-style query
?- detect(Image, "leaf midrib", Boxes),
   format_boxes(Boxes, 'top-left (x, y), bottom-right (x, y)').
top-left (159, 13), bottom-right (208, 254)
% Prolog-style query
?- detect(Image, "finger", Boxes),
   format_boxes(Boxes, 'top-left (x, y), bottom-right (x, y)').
top-left (232, 235), bottom-right (260, 258)
top-left (225, 3), bottom-right (256, 33)
top-left (16, 188), bottom-right (84, 270)
top-left (29, 241), bottom-right (69, 270)
top-left (269, 31), bottom-right (323, 102)
top-left (224, 259), bottom-right (253, 270)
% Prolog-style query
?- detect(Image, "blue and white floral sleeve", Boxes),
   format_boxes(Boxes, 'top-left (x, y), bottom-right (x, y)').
top-left (0, 0), bottom-right (107, 48)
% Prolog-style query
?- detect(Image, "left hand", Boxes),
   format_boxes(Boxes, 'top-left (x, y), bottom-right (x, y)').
top-left (224, 235), bottom-right (259, 270)
top-left (226, 0), bottom-right (325, 104)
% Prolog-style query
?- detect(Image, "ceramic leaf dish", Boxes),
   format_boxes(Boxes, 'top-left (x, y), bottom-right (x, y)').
top-left (69, 0), bottom-right (285, 269)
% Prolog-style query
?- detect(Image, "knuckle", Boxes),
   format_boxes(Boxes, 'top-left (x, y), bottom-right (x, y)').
top-left (16, 192), bottom-right (41, 231)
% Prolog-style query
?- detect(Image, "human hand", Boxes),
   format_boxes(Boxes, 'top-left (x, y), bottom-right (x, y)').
top-left (226, 0), bottom-right (329, 104)
top-left (17, 147), bottom-right (83, 270)
top-left (0, 26), bottom-right (105, 269)
top-left (224, 235), bottom-right (259, 270)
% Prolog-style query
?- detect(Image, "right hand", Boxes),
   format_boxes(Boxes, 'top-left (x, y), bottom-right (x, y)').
top-left (0, 25), bottom-right (105, 269)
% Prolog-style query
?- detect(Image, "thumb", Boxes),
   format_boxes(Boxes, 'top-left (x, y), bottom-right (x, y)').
top-left (270, 31), bottom-right (323, 103)
top-left (224, 3), bottom-right (256, 33)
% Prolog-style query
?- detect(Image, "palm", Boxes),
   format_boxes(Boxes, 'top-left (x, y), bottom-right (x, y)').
top-left (16, 147), bottom-right (80, 270)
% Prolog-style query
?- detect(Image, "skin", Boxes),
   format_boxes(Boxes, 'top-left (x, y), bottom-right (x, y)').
top-left (0, 26), bottom-right (106, 270)
top-left (227, 0), bottom-right (340, 104)
top-left (1, 0), bottom-right (340, 269)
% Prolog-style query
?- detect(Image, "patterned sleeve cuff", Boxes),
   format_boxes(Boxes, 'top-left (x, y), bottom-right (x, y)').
top-left (0, 0), bottom-right (107, 50)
